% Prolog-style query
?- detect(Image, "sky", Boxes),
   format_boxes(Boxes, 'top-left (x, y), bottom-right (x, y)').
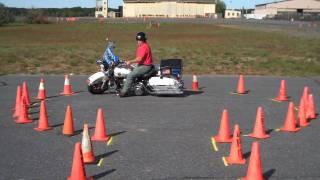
top-left (0, 0), bottom-right (277, 9)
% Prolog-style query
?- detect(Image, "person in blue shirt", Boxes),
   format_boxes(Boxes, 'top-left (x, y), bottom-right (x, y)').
top-left (102, 40), bottom-right (120, 67)
top-left (101, 39), bottom-right (121, 87)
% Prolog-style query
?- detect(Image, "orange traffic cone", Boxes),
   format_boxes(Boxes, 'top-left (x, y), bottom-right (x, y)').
top-left (248, 107), bottom-right (270, 139)
top-left (224, 124), bottom-right (246, 165)
top-left (91, 108), bottom-right (110, 142)
top-left (212, 109), bottom-right (232, 143)
top-left (302, 86), bottom-right (309, 114)
top-left (235, 74), bottom-right (248, 94)
top-left (298, 97), bottom-right (309, 127)
top-left (36, 78), bottom-right (47, 100)
top-left (280, 102), bottom-right (300, 132)
top-left (13, 85), bottom-right (22, 118)
top-left (22, 81), bottom-right (31, 106)
top-left (307, 94), bottom-right (317, 120)
top-left (191, 74), bottom-right (199, 91)
top-left (60, 75), bottom-right (75, 96)
top-left (34, 100), bottom-right (52, 131)
top-left (241, 141), bottom-right (264, 180)
top-left (273, 80), bottom-right (289, 101)
top-left (82, 124), bottom-right (96, 164)
top-left (62, 105), bottom-right (75, 136)
top-left (68, 142), bottom-right (92, 180)
top-left (15, 99), bottom-right (32, 124)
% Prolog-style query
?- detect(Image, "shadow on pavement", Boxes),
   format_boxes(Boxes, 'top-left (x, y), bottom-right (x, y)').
top-left (264, 169), bottom-right (276, 180)
top-left (46, 95), bottom-right (62, 99)
top-left (70, 127), bottom-right (95, 137)
top-left (93, 169), bottom-right (116, 179)
top-left (109, 131), bottom-right (126, 137)
top-left (183, 90), bottom-right (204, 96)
top-left (243, 151), bottom-right (251, 159)
top-left (0, 81), bottom-right (8, 87)
top-left (43, 90), bottom-right (85, 100)
top-left (30, 116), bottom-right (39, 121)
top-left (51, 123), bottom-right (64, 128)
top-left (95, 150), bottom-right (119, 164)
top-left (28, 111), bottom-right (39, 115)
top-left (155, 90), bottom-right (204, 98)
top-left (266, 129), bottom-right (274, 134)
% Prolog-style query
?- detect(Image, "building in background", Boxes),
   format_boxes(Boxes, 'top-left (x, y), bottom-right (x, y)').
top-left (224, 9), bottom-right (241, 18)
top-left (254, 0), bottom-right (320, 19)
top-left (123, 0), bottom-right (216, 18)
top-left (95, 0), bottom-right (108, 17)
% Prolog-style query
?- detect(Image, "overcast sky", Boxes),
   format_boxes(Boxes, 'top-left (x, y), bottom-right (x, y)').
top-left (0, 0), bottom-right (276, 9)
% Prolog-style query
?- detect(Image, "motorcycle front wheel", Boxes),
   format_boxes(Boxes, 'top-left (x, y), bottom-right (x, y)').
top-left (88, 80), bottom-right (108, 94)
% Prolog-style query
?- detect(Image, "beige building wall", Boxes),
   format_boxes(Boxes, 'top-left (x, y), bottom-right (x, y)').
top-left (123, 2), bottom-right (215, 17)
top-left (224, 10), bottom-right (241, 18)
top-left (255, 0), bottom-right (320, 16)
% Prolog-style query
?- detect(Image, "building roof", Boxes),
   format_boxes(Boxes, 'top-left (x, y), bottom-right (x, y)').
top-left (256, 0), bottom-right (290, 6)
top-left (123, 0), bottom-right (216, 4)
top-left (256, 0), bottom-right (320, 7)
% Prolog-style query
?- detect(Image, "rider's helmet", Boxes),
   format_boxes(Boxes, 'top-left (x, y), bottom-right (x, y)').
top-left (136, 32), bottom-right (147, 42)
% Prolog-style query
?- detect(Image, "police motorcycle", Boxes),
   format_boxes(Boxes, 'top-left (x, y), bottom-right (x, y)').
top-left (87, 43), bottom-right (184, 96)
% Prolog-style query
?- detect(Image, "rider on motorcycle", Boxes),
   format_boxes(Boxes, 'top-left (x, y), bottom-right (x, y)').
top-left (118, 32), bottom-right (153, 97)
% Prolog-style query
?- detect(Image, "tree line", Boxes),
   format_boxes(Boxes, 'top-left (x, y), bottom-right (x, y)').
top-left (8, 6), bottom-right (96, 17)
top-left (0, 3), bottom-right (98, 25)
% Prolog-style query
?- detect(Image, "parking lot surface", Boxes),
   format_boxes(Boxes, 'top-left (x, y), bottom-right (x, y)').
top-left (1, 75), bottom-right (320, 179)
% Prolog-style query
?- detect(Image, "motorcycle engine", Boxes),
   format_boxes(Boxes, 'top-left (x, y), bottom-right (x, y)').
top-left (133, 82), bottom-right (145, 96)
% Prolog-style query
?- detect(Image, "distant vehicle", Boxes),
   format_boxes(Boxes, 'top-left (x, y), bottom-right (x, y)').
top-left (244, 14), bottom-right (267, 20)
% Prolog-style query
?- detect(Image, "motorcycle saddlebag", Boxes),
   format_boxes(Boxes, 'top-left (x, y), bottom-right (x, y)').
top-left (160, 59), bottom-right (182, 77)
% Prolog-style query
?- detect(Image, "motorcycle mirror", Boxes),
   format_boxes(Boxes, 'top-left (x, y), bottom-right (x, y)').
top-left (96, 60), bottom-right (103, 65)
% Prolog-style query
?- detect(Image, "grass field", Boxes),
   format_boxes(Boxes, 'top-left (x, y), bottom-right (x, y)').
top-left (0, 22), bottom-right (319, 76)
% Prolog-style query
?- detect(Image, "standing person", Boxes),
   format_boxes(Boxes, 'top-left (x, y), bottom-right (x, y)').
top-left (119, 32), bottom-right (153, 97)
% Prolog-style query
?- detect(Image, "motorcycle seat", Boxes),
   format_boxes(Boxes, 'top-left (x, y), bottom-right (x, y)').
top-left (140, 65), bottom-right (157, 79)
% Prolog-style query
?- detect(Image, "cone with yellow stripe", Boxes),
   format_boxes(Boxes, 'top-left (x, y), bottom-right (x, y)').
top-left (81, 124), bottom-right (96, 164)
top-left (36, 78), bottom-right (46, 100)
top-left (60, 75), bottom-right (75, 96)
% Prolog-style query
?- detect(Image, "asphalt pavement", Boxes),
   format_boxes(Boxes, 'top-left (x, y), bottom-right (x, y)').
top-left (0, 75), bottom-right (320, 180)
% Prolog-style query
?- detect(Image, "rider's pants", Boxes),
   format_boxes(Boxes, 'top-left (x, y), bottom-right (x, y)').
top-left (121, 65), bottom-right (152, 94)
